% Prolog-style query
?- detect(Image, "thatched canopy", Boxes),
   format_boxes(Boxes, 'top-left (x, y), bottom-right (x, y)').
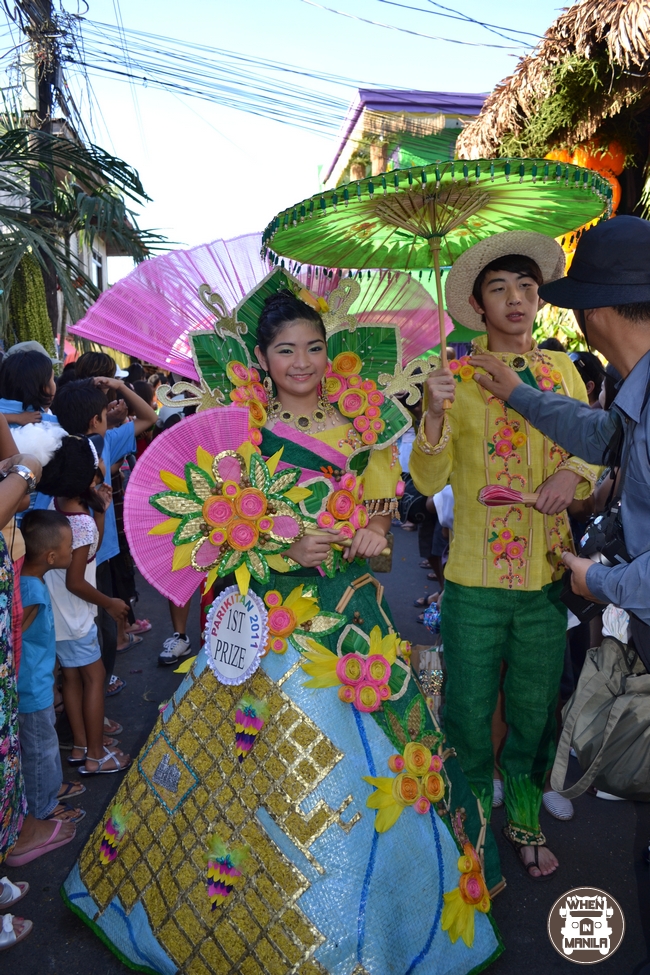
top-left (457, 0), bottom-right (650, 198)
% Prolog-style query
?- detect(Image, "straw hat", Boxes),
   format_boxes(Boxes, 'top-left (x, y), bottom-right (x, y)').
top-left (445, 231), bottom-right (566, 331)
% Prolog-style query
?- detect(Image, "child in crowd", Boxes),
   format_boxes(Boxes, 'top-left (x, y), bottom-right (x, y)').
top-left (51, 374), bottom-right (156, 686)
top-left (37, 436), bottom-right (131, 775)
top-left (18, 510), bottom-right (86, 823)
top-left (0, 348), bottom-right (58, 427)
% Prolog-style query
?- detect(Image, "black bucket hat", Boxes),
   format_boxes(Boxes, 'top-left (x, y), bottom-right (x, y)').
top-left (538, 215), bottom-right (650, 309)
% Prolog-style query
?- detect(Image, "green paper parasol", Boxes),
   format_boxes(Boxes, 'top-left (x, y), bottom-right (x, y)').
top-left (263, 157), bottom-right (610, 367)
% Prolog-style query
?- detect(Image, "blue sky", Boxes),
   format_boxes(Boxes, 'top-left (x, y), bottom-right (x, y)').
top-left (4, 0), bottom-right (568, 276)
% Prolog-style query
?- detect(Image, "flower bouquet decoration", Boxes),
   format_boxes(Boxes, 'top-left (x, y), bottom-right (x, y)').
top-left (441, 843), bottom-right (491, 948)
top-left (263, 585), bottom-right (345, 655)
top-left (363, 742), bottom-right (446, 832)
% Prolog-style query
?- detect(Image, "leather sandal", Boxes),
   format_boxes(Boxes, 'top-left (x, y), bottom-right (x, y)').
top-left (502, 827), bottom-right (557, 882)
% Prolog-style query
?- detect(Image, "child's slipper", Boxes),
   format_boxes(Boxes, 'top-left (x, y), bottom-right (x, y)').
top-left (105, 675), bottom-right (126, 697)
top-left (0, 915), bottom-right (33, 951)
top-left (129, 619), bottom-right (151, 635)
top-left (103, 716), bottom-right (123, 736)
top-left (46, 805), bottom-right (86, 825)
top-left (0, 878), bottom-right (29, 909)
top-left (116, 633), bottom-right (143, 654)
top-left (5, 820), bottom-right (76, 867)
top-left (57, 782), bottom-right (86, 802)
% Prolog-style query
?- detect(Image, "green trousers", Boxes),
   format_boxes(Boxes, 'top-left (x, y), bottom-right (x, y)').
top-left (441, 579), bottom-right (566, 844)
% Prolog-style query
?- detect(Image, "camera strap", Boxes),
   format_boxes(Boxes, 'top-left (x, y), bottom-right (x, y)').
top-left (605, 370), bottom-right (650, 508)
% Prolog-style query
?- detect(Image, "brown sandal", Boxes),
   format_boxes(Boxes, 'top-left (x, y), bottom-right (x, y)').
top-left (502, 827), bottom-right (557, 882)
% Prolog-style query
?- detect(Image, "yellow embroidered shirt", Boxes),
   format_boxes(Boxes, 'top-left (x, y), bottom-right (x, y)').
top-left (409, 336), bottom-right (600, 591)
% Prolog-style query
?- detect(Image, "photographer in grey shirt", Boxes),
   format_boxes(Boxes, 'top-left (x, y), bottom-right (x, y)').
top-left (470, 216), bottom-right (650, 663)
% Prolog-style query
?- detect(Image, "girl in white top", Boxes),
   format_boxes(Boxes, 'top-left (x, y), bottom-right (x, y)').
top-left (38, 436), bottom-right (131, 776)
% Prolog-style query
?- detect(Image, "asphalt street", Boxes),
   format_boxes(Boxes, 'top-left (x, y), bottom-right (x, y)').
top-left (4, 525), bottom-right (650, 975)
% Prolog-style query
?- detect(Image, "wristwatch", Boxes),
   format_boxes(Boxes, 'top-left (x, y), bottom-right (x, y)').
top-left (6, 465), bottom-right (37, 493)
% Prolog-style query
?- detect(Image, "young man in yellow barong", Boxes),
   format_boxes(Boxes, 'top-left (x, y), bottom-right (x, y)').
top-left (410, 232), bottom-right (599, 881)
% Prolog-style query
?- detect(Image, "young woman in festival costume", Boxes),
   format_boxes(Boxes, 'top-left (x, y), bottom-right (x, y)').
top-left (62, 270), bottom-right (503, 974)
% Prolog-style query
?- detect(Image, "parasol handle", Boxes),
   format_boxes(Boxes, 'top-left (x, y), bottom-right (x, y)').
top-left (305, 526), bottom-right (391, 558)
top-left (430, 239), bottom-right (451, 409)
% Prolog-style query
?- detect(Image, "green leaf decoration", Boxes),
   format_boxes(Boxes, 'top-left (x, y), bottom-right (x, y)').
top-left (302, 610), bottom-right (346, 637)
top-left (249, 453), bottom-right (270, 493)
top-left (320, 546), bottom-right (338, 579)
top-left (338, 626), bottom-right (370, 656)
top-left (299, 478), bottom-right (331, 516)
top-left (290, 632), bottom-right (314, 654)
top-left (327, 325), bottom-right (398, 383)
top-left (269, 498), bottom-right (300, 521)
top-left (185, 463), bottom-right (214, 501)
top-left (233, 269), bottom-right (294, 361)
top-left (191, 331), bottom-right (251, 393)
top-left (269, 467), bottom-right (302, 496)
top-left (387, 660), bottom-right (408, 696)
top-left (384, 706), bottom-right (408, 748)
top-left (258, 537), bottom-right (290, 555)
top-left (150, 492), bottom-right (202, 518)
top-left (419, 732), bottom-right (444, 750)
top-left (173, 516), bottom-right (205, 546)
top-left (246, 549), bottom-right (270, 586)
top-left (349, 452), bottom-right (371, 477)
top-left (217, 547), bottom-right (245, 577)
top-left (406, 698), bottom-right (423, 741)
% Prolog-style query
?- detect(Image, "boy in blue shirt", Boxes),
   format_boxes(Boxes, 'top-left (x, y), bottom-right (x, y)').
top-left (18, 510), bottom-right (86, 822)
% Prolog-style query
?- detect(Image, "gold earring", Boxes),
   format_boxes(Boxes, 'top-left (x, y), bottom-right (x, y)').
top-left (263, 376), bottom-right (273, 396)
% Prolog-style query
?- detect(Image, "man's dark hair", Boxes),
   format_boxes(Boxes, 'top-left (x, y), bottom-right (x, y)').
top-left (613, 303), bottom-right (650, 324)
top-left (133, 380), bottom-right (155, 406)
top-left (52, 379), bottom-right (108, 435)
top-left (538, 337), bottom-right (566, 352)
top-left (472, 254), bottom-right (544, 307)
top-left (0, 350), bottom-right (54, 410)
top-left (21, 509), bottom-right (70, 560)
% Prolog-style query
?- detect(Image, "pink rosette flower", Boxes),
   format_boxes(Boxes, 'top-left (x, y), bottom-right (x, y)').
top-left (267, 606), bottom-right (296, 638)
top-left (229, 386), bottom-right (252, 405)
top-left (499, 529), bottom-right (514, 542)
top-left (328, 490), bottom-right (355, 520)
top-left (538, 377), bottom-right (554, 391)
top-left (365, 405), bottom-right (381, 420)
top-left (347, 374), bottom-right (362, 388)
top-left (250, 367), bottom-right (260, 382)
top-left (340, 472), bottom-right (358, 492)
top-left (339, 389), bottom-right (368, 418)
top-left (235, 487), bottom-right (267, 520)
top-left (338, 686), bottom-right (355, 704)
top-left (499, 426), bottom-right (514, 440)
top-left (379, 684), bottom-right (391, 701)
top-left (365, 654), bottom-right (391, 685)
top-left (203, 497), bottom-right (234, 527)
top-left (264, 590), bottom-right (282, 608)
top-left (222, 481), bottom-right (240, 499)
top-left (317, 511), bottom-right (336, 529)
top-left (495, 440), bottom-right (513, 457)
top-left (353, 415), bottom-right (370, 433)
top-left (349, 505), bottom-right (368, 530)
top-left (248, 429), bottom-right (263, 446)
top-left (361, 430), bottom-right (378, 445)
top-left (459, 356), bottom-right (471, 366)
top-left (414, 796), bottom-right (431, 815)
top-left (209, 528), bottom-right (227, 547)
top-left (257, 516), bottom-right (273, 532)
top-left (538, 364), bottom-right (551, 377)
top-left (490, 540), bottom-right (505, 556)
top-left (356, 480), bottom-right (365, 502)
top-left (227, 520), bottom-right (259, 552)
top-left (335, 521), bottom-right (355, 540)
top-left (325, 375), bottom-right (346, 401)
top-left (361, 379), bottom-right (377, 392)
top-left (270, 637), bottom-right (287, 654)
top-left (388, 754), bottom-right (405, 772)
top-left (429, 755), bottom-right (443, 772)
top-left (325, 360), bottom-right (334, 377)
top-left (367, 391), bottom-right (385, 407)
top-left (336, 652), bottom-right (365, 686)
top-left (396, 480), bottom-right (405, 497)
top-left (371, 419), bottom-right (385, 434)
top-left (505, 540), bottom-right (524, 559)
top-left (226, 361), bottom-right (251, 386)
top-left (250, 382), bottom-right (268, 405)
top-left (355, 682), bottom-right (381, 713)
top-left (448, 360), bottom-right (461, 373)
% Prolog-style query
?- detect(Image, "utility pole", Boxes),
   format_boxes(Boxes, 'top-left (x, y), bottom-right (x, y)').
top-left (19, 0), bottom-right (61, 336)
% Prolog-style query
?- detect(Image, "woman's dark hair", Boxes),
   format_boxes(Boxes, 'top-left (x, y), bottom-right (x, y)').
top-left (257, 289), bottom-right (326, 355)
top-left (52, 379), bottom-right (108, 435)
top-left (472, 255), bottom-right (544, 307)
top-left (75, 351), bottom-right (116, 380)
top-left (56, 361), bottom-right (79, 390)
top-left (38, 435), bottom-right (104, 512)
top-left (0, 350), bottom-right (54, 410)
top-left (538, 337), bottom-right (566, 352)
top-left (568, 350), bottom-right (606, 398)
top-left (133, 380), bottom-right (155, 406)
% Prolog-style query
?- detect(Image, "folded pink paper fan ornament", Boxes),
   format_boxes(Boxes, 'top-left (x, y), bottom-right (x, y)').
top-left (69, 233), bottom-right (451, 377)
top-left (478, 485), bottom-right (539, 507)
